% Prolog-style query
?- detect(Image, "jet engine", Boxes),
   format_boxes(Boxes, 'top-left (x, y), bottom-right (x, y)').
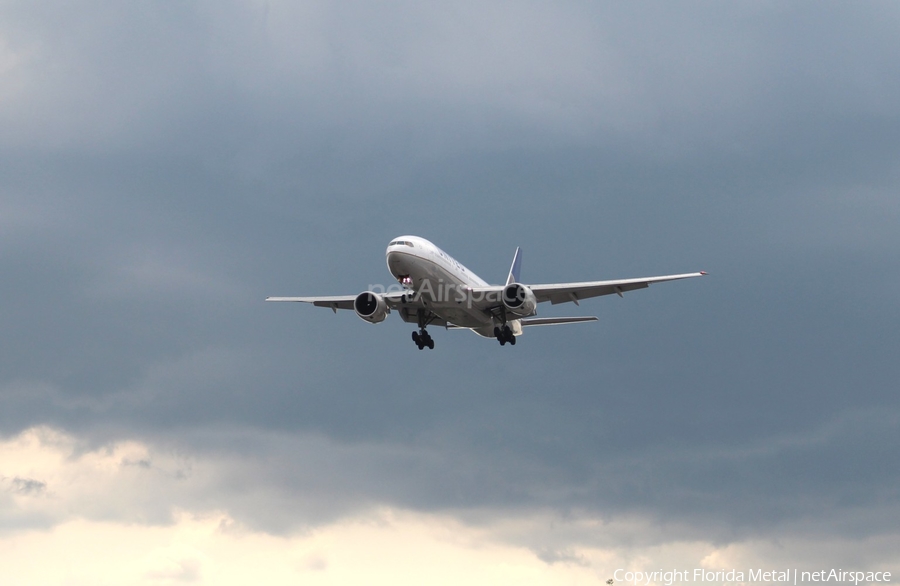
top-left (502, 283), bottom-right (537, 317)
top-left (354, 291), bottom-right (389, 324)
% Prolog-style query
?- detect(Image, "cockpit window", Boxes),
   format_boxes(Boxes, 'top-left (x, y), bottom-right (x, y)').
top-left (389, 240), bottom-right (414, 247)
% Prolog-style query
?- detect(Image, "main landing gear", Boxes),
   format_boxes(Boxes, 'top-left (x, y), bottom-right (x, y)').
top-left (412, 309), bottom-right (436, 350)
top-left (494, 325), bottom-right (516, 346)
top-left (412, 329), bottom-right (434, 350)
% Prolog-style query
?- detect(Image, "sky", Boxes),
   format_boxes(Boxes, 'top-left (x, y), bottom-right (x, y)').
top-left (1, 1), bottom-right (899, 584)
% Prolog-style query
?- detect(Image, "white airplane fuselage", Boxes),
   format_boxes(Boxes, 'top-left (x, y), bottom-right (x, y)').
top-left (386, 235), bottom-right (497, 330)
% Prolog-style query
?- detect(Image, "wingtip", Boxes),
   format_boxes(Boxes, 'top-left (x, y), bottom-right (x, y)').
top-left (700, 271), bottom-right (708, 276)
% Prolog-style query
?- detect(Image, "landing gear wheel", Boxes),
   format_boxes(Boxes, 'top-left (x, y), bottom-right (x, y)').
top-left (413, 329), bottom-right (434, 350)
top-left (413, 309), bottom-right (437, 350)
top-left (495, 324), bottom-right (516, 346)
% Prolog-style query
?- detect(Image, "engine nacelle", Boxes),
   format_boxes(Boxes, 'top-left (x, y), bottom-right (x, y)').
top-left (502, 283), bottom-right (537, 317)
top-left (354, 291), bottom-right (389, 324)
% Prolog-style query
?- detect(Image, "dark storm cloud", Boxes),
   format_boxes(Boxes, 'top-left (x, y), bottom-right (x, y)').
top-left (1, 0), bottom-right (899, 549)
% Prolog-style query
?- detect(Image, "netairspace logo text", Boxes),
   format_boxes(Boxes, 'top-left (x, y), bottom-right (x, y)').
top-left (613, 569), bottom-right (892, 586)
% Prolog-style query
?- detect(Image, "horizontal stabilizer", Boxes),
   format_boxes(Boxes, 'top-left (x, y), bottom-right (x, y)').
top-left (520, 316), bottom-right (598, 327)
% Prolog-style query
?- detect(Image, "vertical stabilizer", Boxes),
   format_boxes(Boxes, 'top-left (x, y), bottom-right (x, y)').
top-left (505, 247), bottom-right (522, 285)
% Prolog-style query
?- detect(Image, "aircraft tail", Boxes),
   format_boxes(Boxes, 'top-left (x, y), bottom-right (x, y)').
top-left (505, 247), bottom-right (522, 285)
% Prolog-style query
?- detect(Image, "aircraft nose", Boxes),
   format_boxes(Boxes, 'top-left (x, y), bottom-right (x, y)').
top-left (386, 250), bottom-right (401, 267)
top-left (387, 249), bottom-right (411, 273)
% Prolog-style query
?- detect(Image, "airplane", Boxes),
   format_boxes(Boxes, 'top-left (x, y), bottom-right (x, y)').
top-left (267, 235), bottom-right (706, 349)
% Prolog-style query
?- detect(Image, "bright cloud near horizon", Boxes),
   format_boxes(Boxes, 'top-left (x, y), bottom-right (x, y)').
top-left (4, 427), bottom-right (897, 585)
top-left (2, 1), bottom-right (899, 584)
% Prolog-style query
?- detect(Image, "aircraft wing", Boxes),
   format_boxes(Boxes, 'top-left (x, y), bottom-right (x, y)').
top-left (470, 271), bottom-right (705, 307)
top-left (265, 296), bottom-right (356, 311)
top-left (530, 272), bottom-right (706, 305)
top-left (265, 291), bottom-right (426, 312)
